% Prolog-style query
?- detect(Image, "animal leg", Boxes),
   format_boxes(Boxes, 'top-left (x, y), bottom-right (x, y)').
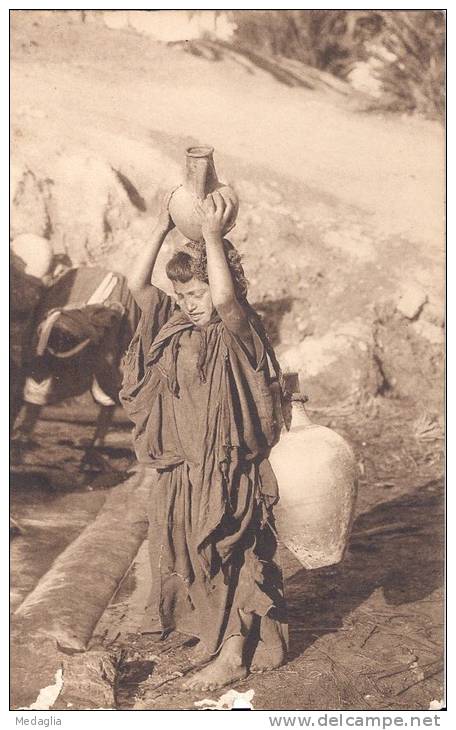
top-left (81, 405), bottom-right (117, 472)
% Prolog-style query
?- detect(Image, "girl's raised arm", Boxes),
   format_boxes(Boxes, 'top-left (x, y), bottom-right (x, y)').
top-left (202, 193), bottom-right (254, 354)
top-left (127, 191), bottom-right (175, 310)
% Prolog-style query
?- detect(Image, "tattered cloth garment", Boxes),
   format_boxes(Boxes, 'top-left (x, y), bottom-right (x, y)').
top-left (120, 286), bottom-right (287, 657)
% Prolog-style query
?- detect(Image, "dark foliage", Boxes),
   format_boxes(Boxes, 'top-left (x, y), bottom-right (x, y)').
top-left (229, 10), bottom-right (445, 119)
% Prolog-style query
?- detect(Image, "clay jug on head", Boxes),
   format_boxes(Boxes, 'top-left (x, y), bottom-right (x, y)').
top-left (168, 145), bottom-right (239, 242)
top-left (269, 374), bottom-right (358, 570)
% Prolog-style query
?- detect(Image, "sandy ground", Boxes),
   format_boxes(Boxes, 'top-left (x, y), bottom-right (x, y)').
top-left (10, 11), bottom-right (445, 711)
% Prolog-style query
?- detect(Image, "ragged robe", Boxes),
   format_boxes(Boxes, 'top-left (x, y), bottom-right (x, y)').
top-left (120, 286), bottom-right (287, 656)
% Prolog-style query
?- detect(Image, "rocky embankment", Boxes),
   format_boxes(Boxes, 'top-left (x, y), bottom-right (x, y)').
top-left (11, 10), bottom-right (444, 415)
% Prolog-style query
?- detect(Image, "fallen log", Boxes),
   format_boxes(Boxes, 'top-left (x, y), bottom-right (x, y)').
top-left (11, 467), bottom-right (154, 709)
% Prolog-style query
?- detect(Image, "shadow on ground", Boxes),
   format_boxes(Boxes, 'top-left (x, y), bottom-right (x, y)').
top-left (285, 477), bottom-right (444, 660)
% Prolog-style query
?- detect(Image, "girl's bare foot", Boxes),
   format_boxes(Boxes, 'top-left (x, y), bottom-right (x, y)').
top-left (183, 632), bottom-right (249, 691)
top-left (250, 639), bottom-right (286, 672)
top-left (183, 653), bottom-right (248, 692)
top-left (186, 640), bottom-right (211, 666)
top-left (250, 617), bottom-right (287, 672)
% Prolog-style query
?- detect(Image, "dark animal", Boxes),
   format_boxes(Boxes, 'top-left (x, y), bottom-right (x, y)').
top-left (12, 266), bottom-right (140, 470)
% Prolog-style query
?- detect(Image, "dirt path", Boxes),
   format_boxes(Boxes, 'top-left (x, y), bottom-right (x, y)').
top-left (11, 13), bottom-right (444, 249)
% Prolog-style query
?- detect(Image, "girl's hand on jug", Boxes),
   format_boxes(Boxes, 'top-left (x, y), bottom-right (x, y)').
top-left (157, 188), bottom-right (177, 234)
top-left (200, 192), bottom-right (233, 240)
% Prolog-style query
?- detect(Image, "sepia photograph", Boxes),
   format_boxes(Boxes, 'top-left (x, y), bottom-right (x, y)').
top-left (10, 7), bottom-right (445, 714)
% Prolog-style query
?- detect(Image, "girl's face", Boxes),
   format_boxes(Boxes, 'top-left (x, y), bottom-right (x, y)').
top-left (173, 278), bottom-right (215, 326)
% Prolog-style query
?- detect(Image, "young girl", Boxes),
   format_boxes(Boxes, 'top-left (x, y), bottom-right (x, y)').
top-left (120, 191), bottom-right (287, 691)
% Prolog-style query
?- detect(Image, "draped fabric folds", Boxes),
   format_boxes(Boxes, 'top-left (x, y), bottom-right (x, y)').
top-left (120, 286), bottom-right (287, 656)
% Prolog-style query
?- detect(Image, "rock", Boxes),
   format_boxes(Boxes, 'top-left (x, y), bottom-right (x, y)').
top-left (195, 688), bottom-right (255, 710)
top-left (279, 320), bottom-right (381, 405)
top-left (49, 153), bottom-right (138, 264)
top-left (429, 699), bottom-right (445, 711)
top-left (373, 311), bottom-right (444, 410)
top-left (10, 626), bottom-right (119, 710)
top-left (422, 299), bottom-right (444, 328)
top-left (297, 319), bottom-right (313, 336)
top-left (11, 233), bottom-right (53, 279)
top-left (396, 283), bottom-right (427, 319)
top-left (348, 59), bottom-right (383, 98)
top-left (10, 162), bottom-right (24, 206)
top-left (324, 225), bottom-right (377, 262)
top-left (53, 650), bottom-right (119, 710)
top-left (412, 319), bottom-right (444, 346)
top-left (10, 630), bottom-right (63, 709)
top-left (10, 166), bottom-right (50, 240)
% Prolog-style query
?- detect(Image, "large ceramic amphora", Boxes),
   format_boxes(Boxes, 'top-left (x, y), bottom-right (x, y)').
top-left (169, 145), bottom-right (239, 241)
top-left (270, 392), bottom-right (358, 570)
